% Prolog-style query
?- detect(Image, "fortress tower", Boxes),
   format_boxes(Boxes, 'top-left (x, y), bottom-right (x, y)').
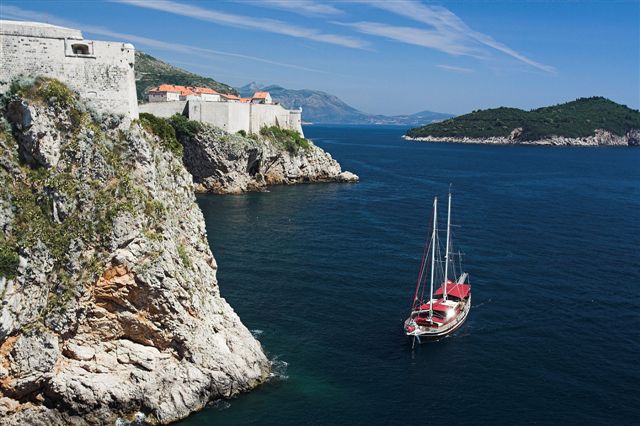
top-left (0, 20), bottom-right (138, 119)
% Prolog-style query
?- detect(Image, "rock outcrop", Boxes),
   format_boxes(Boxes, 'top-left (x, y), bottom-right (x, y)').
top-left (0, 79), bottom-right (269, 425)
top-left (178, 124), bottom-right (358, 194)
top-left (404, 128), bottom-right (640, 147)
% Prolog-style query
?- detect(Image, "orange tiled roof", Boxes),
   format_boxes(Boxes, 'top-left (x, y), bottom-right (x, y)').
top-left (222, 93), bottom-right (240, 100)
top-left (191, 87), bottom-right (219, 95)
top-left (152, 84), bottom-right (221, 96)
top-left (151, 84), bottom-right (185, 93)
top-left (239, 97), bottom-right (252, 103)
top-left (252, 91), bottom-right (270, 99)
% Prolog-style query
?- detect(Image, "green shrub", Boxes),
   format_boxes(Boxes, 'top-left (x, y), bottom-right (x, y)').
top-left (236, 129), bottom-right (247, 137)
top-left (0, 240), bottom-right (19, 279)
top-left (169, 113), bottom-right (201, 141)
top-left (177, 243), bottom-right (192, 268)
top-left (259, 126), bottom-right (310, 153)
top-left (139, 113), bottom-right (183, 157)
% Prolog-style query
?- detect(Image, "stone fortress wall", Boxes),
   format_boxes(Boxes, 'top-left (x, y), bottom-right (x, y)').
top-left (0, 20), bottom-right (138, 119)
top-left (140, 100), bottom-right (304, 137)
top-left (0, 20), bottom-right (304, 136)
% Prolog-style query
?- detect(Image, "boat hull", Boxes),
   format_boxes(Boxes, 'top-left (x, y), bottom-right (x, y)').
top-left (405, 294), bottom-right (471, 341)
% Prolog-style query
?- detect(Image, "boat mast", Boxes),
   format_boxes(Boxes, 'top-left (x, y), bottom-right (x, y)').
top-left (429, 197), bottom-right (438, 318)
top-left (443, 191), bottom-right (452, 300)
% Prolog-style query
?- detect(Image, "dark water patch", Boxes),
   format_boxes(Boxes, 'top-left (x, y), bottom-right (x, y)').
top-left (184, 126), bottom-right (640, 425)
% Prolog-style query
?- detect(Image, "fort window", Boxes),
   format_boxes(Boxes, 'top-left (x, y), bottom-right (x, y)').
top-left (72, 43), bottom-right (90, 55)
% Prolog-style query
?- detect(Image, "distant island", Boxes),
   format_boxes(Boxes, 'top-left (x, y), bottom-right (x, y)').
top-left (238, 82), bottom-right (453, 126)
top-left (405, 97), bottom-right (640, 146)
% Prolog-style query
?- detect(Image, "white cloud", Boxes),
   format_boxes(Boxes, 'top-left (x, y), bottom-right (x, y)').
top-left (337, 21), bottom-right (485, 58)
top-left (437, 64), bottom-right (474, 73)
top-left (112, 0), bottom-right (366, 49)
top-left (0, 5), bottom-right (329, 73)
top-left (346, 0), bottom-right (555, 73)
top-left (243, 0), bottom-right (343, 16)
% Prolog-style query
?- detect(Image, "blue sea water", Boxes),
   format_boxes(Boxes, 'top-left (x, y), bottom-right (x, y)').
top-left (184, 126), bottom-right (639, 425)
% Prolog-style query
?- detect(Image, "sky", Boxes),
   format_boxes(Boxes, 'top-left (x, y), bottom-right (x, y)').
top-left (1, 0), bottom-right (639, 115)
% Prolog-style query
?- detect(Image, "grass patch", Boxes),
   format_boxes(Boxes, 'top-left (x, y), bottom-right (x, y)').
top-left (260, 126), bottom-right (310, 154)
top-left (139, 112), bottom-right (183, 157)
top-left (177, 243), bottom-right (192, 269)
top-left (0, 238), bottom-right (19, 279)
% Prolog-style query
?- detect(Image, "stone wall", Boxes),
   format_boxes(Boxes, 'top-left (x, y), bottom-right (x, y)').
top-left (139, 101), bottom-right (188, 118)
top-left (0, 20), bottom-right (138, 119)
top-left (141, 100), bottom-right (304, 136)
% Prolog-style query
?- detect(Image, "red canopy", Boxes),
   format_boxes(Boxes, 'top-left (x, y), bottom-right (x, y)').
top-left (419, 301), bottom-right (449, 312)
top-left (434, 281), bottom-right (471, 299)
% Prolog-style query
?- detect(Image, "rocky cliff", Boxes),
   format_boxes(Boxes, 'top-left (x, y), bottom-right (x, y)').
top-left (171, 120), bottom-right (358, 194)
top-left (0, 78), bottom-right (269, 425)
top-left (404, 128), bottom-right (640, 146)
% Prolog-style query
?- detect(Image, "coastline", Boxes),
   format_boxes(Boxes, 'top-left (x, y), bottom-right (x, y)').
top-left (403, 128), bottom-right (640, 147)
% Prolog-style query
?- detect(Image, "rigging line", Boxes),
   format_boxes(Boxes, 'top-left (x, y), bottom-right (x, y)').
top-left (411, 207), bottom-right (435, 312)
top-left (418, 238), bottom-right (432, 307)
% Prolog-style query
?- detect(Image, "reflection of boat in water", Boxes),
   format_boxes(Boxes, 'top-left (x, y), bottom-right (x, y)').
top-left (404, 191), bottom-right (471, 343)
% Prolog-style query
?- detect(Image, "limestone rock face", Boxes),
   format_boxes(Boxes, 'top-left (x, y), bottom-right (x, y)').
top-left (0, 81), bottom-right (269, 425)
top-left (180, 125), bottom-right (359, 194)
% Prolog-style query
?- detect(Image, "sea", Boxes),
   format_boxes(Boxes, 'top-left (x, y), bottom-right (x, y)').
top-left (183, 125), bottom-right (639, 425)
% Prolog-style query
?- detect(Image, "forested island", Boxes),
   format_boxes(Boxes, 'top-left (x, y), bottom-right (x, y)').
top-left (405, 97), bottom-right (640, 146)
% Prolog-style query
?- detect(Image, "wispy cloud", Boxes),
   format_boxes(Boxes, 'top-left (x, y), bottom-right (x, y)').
top-left (345, 0), bottom-right (555, 73)
top-left (437, 64), bottom-right (474, 73)
top-left (112, 0), bottom-right (366, 49)
top-left (242, 0), bottom-right (343, 16)
top-left (336, 21), bottom-right (486, 58)
top-left (0, 5), bottom-right (329, 74)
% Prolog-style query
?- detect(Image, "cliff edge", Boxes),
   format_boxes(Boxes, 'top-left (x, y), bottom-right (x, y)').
top-left (159, 116), bottom-right (358, 194)
top-left (0, 78), bottom-right (269, 425)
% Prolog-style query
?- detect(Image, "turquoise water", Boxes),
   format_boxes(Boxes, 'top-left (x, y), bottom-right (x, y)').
top-left (184, 126), bottom-right (639, 425)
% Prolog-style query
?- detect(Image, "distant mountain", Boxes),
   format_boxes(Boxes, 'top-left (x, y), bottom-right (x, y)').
top-left (135, 52), bottom-right (237, 102)
top-left (239, 83), bottom-right (452, 126)
top-left (406, 97), bottom-right (640, 141)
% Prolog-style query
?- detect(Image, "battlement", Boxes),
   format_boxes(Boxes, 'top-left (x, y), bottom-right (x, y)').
top-left (0, 20), bottom-right (138, 120)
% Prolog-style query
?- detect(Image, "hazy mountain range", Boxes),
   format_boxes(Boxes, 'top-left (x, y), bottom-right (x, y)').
top-left (133, 51), bottom-right (451, 126)
top-left (239, 83), bottom-right (453, 126)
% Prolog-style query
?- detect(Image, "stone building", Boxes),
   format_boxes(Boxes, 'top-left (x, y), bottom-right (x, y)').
top-left (148, 84), bottom-right (222, 103)
top-left (140, 89), bottom-right (304, 136)
top-left (0, 20), bottom-right (138, 119)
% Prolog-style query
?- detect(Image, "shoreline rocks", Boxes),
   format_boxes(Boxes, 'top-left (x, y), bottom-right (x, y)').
top-left (179, 125), bottom-right (359, 195)
top-left (403, 128), bottom-right (640, 147)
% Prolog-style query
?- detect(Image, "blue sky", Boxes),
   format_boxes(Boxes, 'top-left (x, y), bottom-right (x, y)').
top-left (2, 0), bottom-right (638, 115)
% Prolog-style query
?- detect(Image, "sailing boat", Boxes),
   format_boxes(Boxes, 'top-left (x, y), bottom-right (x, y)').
top-left (404, 191), bottom-right (471, 342)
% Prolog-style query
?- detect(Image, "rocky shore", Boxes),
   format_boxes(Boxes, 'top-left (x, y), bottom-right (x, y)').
top-left (179, 124), bottom-right (358, 194)
top-left (0, 79), bottom-right (270, 425)
top-left (404, 128), bottom-right (640, 147)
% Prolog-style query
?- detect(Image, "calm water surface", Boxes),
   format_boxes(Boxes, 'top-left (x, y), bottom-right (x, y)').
top-left (183, 126), bottom-right (639, 425)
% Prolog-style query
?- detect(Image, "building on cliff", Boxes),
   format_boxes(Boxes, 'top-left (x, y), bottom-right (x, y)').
top-left (140, 86), bottom-right (304, 136)
top-left (148, 84), bottom-right (222, 102)
top-left (0, 20), bottom-right (139, 119)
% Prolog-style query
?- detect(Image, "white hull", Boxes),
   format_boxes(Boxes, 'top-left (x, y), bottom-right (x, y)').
top-left (405, 294), bottom-right (471, 340)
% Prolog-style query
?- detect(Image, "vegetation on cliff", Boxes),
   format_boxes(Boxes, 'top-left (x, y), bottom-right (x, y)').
top-left (135, 51), bottom-right (238, 102)
top-left (260, 125), bottom-right (311, 153)
top-left (406, 97), bottom-right (640, 140)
